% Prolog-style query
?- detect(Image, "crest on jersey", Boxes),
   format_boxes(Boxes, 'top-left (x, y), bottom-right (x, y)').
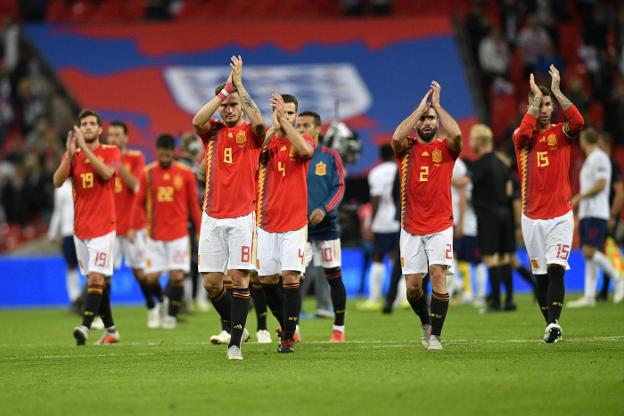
top-left (547, 134), bottom-right (557, 147)
top-left (173, 174), bottom-right (183, 190)
top-left (280, 145), bottom-right (287, 152)
top-left (315, 161), bottom-right (327, 176)
top-left (432, 149), bottom-right (442, 163)
top-left (236, 130), bottom-right (247, 145)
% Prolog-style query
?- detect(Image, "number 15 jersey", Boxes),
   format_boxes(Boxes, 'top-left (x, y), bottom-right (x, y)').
top-left (200, 120), bottom-right (263, 219)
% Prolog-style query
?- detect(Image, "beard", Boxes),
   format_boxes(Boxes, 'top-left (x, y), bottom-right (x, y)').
top-left (84, 133), bottom-right (98, 143)
top-left (417, 126), bottom-right (437, 142)
top-left (159, 160), bottom-right (172, 169)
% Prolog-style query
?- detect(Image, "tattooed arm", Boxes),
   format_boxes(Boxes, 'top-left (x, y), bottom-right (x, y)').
top-left (230, 55), bottom-right (266, 138)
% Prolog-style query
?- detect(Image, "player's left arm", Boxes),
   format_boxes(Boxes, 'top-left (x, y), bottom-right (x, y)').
top-left (272, 94), bottom-right (314, 159)
top-left (230, 55), bottom-right (266, 139)
top-left (572, 161), bottom-right (609, 206)
top-left (549, 65), bottom-right (584, 137)
top-left (430, 81), bottom-right (462, 153)
top-left (118, 161), bottom-right (139, 193)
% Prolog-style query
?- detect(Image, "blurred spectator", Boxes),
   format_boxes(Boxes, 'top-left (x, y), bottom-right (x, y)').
top-left (478, 26), bottom-right (511, 80)
top-left (517, 15), bottom-right (551, 75)
top-left (534, 40), bottom-right (564, 80)
top-left (341, 0), bottom-right (392, 16)
top-left (465, 1), bottom-right (491, 60)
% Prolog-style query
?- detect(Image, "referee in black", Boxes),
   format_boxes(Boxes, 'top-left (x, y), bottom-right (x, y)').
top-left (468, 124), bottom-right (516, 312)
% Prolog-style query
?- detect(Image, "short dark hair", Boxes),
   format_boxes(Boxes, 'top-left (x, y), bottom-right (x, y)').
top-left (299, 111), bottom-right (321, 127)
top-left (380, 144), bottom-right (394, 161)
top-left (78, 109), bottom-right (102, 126)
top-left (581, 127), bottom-right (599, 144)
top-left (156, 134), bottom-right (176, 150)
top-left (528, 85), bottom-right (551, 102)
top-left (281, 94), bottom-right (298, 111)
top-left (109, 121), bottom-right (128, 135)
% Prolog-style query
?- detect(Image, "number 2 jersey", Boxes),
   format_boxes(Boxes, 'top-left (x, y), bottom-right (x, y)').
top-left (257, 134), bottom-right (317, 233)
top-left (199, 120), bottom-right (263, 219)
top-left (512, 105), bottom-right (584, 220)
top-left (68, 144), bottom-right (120, 240)
top-left (395, 138), bottom-right (459, 235)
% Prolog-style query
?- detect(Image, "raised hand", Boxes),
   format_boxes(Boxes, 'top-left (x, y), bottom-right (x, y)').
top-left (73, 125), bottom-right (86, 149)
top-left (271, 93), bottom-right (285, 120)
top-left (419, 88), bottom-right (432, 109)
top-left (66, 130), bottom-right (76, 157)
top-left (549, 64), bottom-right (560, 93)
top-left (430, 81), bottom-right (441, 107)
top-left (529, 73), bottom-right (542, 98)
top-left (230, 55), bottom-right (243, 86)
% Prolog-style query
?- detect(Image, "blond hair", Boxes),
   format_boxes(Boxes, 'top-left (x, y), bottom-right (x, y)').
top-left (470, 124), bottom-right (493, 147)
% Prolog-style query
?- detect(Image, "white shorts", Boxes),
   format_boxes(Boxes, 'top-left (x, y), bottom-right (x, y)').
top-left (198, 211), bottom-right (256, 273)
top-left (145, 235), bottom-right (190, 274)
top-left (400, 226), bottom-right (455, 276)
top-left (306, 239), bottom-right (341, 269)
top-left (74, 230), bottom-right (116, 276)
top-left (258, 226), bottom-right (307, 276)
top-left (521, 211), bottom-right (573, 274)
top-left (113, 229), bottom-right (147, 270)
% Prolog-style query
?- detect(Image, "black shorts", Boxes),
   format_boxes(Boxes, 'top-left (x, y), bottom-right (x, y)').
top-left (456, 235), bottom-right (481, 264)
top-left (62, 235), bottom-right (78, 269)
top-left (476, 209), bottom-right (515, 256)
top-left (373, 232), bottom-right (399, 257)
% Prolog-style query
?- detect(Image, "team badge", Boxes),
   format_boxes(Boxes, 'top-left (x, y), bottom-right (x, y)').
top-left (315, 161), bottom-right (327, 176)
top-left (547, 134), bottom-right (557, 147)
top-left (173, 174), bottom-right (184, 189)
top-left (235, 130), bottom-right (247, 145)
top-left (432, 149), bottom-right (442, 163)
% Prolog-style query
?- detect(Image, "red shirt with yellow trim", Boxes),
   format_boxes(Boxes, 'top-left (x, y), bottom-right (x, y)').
top-left (512, 105), bottom-right (584, 220)
top-left (396, 137), bottom-right (459, 235)
top-left (135, 161), bottom-right (201, 241)
top-left (199, 120), bottom-right (262, 219)
top-left (114, 149), bottom-right (145, 236)
top-left (69, 144), bottom-right (120, 240)
top-left (257, 135), bottom-right (317, 233)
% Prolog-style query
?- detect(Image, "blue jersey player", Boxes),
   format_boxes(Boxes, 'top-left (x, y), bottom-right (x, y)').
top-left (297, 111), bottom-right (347, 342)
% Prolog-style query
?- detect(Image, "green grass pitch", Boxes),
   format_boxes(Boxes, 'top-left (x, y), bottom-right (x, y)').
top-left (1, 294), bottom-right (623, 416)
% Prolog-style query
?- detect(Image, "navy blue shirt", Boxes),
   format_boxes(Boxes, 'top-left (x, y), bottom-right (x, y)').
top-left (307, 145), bottom-right (345, 241)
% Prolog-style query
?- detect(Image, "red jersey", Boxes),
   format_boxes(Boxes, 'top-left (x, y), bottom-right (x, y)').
top-left (114, 149), bottom-right (145, 236)
top-left (69, 144), bottom-right (120, 240)
top-left (257, 135), bottom-right (317, 233)
top-left (136, 161), bottom-right (201, 241)
top-left (396, 138), bottom-right (459, 235)
top-left (200, 120), bottom-right (262, 219)
top-left (513, 105), bottom-right (584, 220)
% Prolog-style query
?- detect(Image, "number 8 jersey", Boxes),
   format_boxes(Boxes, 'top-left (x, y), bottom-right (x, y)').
top-left (395, 138), bottom-right (459, 235)
top-left (513, 106), bottom-right (584, 220)
top-left (200, 120), bottom-right (263, 219)
top-left (68, 144), bottom-right (120, 239)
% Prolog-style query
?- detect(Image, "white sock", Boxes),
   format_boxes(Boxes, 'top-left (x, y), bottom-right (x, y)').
top-left (66, 269), bottom-right (81, 302)
top-left (332, 324), bottom-right (345, 333)
top-left (393, 277), bottom-right (407, 308)
top-left (592, 251), bottom-right (621, 280)
top-left (475, 263), bottom-right (487, 298)
top-left (585, 260), bottom-right (599, 299)
top-left (368, 262), bottom-right (385, 302)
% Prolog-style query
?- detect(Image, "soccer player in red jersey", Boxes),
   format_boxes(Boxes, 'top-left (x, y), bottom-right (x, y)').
top-left (133, 134), bottom-right (201, 329)
top-left (512, 65), bottom-right (584, 343)
top-left (192, 55), bottom-right (266, 360)
top-left (53, 109), bottom-right (121, 346)
top-left (392, 81), bottom-right (462, 351)
top-left (107, 121), bottom-right (157, 328)
top-left (257, 93), bottom-right (316, 353)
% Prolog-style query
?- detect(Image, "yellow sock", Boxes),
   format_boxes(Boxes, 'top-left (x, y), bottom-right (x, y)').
top-left (459, 261), bottom-right (472, 296)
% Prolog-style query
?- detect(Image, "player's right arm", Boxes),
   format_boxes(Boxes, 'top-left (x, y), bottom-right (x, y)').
top-left (192, 70), bottom-right (235, 137)
top-left (230, 55), bottom-right (266, 139)
top-left (513, 73), bottom-right (542, 148)
top-left (392, 89), bottom-right (431, 154)
top-left (53, 131), bottom-right (75, 187)
top-left (548, 65), bottom-right (584, 137)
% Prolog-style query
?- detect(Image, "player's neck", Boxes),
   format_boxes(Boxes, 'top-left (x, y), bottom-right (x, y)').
top-left (416, 135), bottom-right (437, 145)
top-left (86, 139), bottom-right (100, 151)
top-left (536, 120), bottom-right (551, 131)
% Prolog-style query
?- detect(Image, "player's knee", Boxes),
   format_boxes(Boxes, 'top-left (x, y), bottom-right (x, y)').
top-left (406, 285), bottom-right (423, 300)
top-left (87, 273), bottom-right (105, 286)
top-left (582, 245), bottom-right (596, 259)
top-left (324, 267), bottom-right (341, 280)
top-left (202, 273), bottom-right (223, 295)
top-left (260, 274), bottom-right (279, 285)
top-left (282, 271), bottom-right (301, 285)
top-left (169, 271), bottom-right (185, 286)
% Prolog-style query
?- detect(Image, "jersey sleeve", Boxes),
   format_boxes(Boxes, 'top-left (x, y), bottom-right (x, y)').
top-left (131, 168), bottom-right (148, 230)
top-left (106, 146), bottom-right (121, 173)
top-left (132, 153), bottom-right (145, 192)
top-left (593, 153), bottom-right (611, 181)
top-left (368, 169), bottom-right (384, 197)
top-left (561, 105), bottom-right (584, 138)
top-left (512, 113), bottom-right (537, 148)
top-left (198, 119), bottom-right (223, 144)
top-left (320, 149), bottom-right (345, 213)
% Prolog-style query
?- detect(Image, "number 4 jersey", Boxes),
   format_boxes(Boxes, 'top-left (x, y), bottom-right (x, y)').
top-left (512, 105), bottom-right (584, 220)
top-left (395, 138), bottom-right (459, 236)
top-left (68, 144), bottom-right (120, 240)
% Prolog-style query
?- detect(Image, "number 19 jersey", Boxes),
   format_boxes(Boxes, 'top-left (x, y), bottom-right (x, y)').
top-left (200, 120), bottom-right (262, 219)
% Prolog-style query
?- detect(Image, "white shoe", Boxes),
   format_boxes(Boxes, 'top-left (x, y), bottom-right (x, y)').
top-left (160, 297), bottom-right (169, 322)
top-left (226, 345), bottom-right (243, 360)
top-left (91, 316), bottom-right (104, 330)
top-left (242, 328), bottom-right (250, 343)
top-left (567, 296), bottom-right (595, 308)
top-left (195, 297), bottom-right (211, 312)
top-left (256, 329), bottom-right (272, 343)
top-left (147, 305), bottom-right (160, 329)
top-left (210, 330), bottom-right (231, 345)
top-left (94, 330), bottom-right (120, 345)
top-left (161, 315), bottom-right (177, 329)
top-left (427, 335), bottom-right (443, 350)
top-left (73, 325), bottom-right (89, 346)
top-left (543, 322), bottom-right (563, 343)
top-left (614, 278), bottom-right (624, 304)
top-left (421, 324), bottom-right (432, 348)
